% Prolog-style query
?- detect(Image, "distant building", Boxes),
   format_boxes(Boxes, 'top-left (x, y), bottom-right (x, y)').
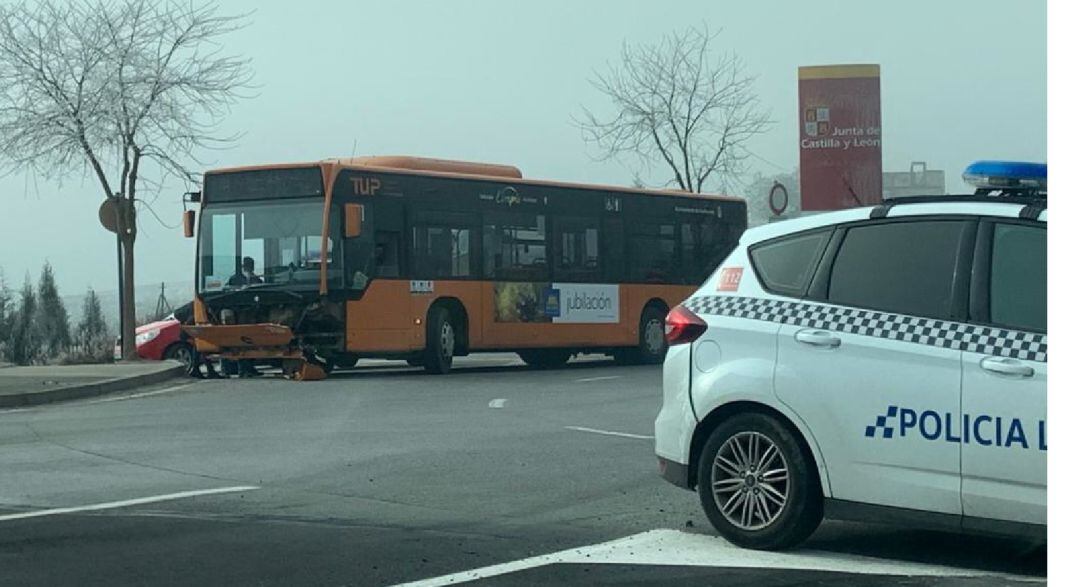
top-left (883, 162), bottom-right (946, 199)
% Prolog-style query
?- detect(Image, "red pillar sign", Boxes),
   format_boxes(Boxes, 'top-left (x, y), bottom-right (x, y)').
top-left (798, 64), bottom-right (882, 211)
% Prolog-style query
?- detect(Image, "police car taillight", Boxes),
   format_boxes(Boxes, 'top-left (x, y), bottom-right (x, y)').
top-left (666, 305), bottom-right (707, 346)
top-left (962, 161), bottom-right (1047, 191)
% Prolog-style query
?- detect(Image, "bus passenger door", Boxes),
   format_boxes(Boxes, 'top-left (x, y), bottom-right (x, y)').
top-left (482, 211), bottom-right (550, 347)
top-left (345, 198), bottom-right (412, 352)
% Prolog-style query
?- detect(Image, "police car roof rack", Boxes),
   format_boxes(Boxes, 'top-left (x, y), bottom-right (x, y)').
top-left (870, 160), bottom-right (1046, 220)
top-left (869, 193), bottom-right (1046, 219)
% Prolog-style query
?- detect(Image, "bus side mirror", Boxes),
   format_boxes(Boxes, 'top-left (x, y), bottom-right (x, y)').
top-left (182, 210), bottom-right (195, 238)
top-left (345, 203), bottom-right (364, 238)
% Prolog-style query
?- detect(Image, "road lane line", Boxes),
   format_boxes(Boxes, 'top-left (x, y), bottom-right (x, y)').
top-left (392, 528), bottom-right (1039, 587)
top-left (574, 375), bottom-right (622, 383)
top-left (488, 398), bottom-right (507, 408)
top-left (0, 485), bottom-right (259, 522)
top-left (85, 382), bottom-right (196, 405)
top-left (564, 426), bottom-right (653, 440)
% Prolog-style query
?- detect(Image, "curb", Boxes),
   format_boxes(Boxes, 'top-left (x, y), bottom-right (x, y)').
top-left (0, 363), bottom-right (188, 408)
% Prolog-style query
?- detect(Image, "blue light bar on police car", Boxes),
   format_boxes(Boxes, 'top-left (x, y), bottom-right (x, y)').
top-left (962, 161), bottom-right (1047, 191)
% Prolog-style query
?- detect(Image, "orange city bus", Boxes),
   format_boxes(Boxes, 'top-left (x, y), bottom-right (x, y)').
top-left (181, 156), bottom-right (747, 378)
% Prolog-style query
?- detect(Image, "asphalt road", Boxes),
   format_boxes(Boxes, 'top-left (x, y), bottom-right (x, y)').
top-left (0, 354), bottom-right (1046, 586)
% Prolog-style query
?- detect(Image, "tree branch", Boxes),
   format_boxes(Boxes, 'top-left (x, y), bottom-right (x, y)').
top-left (575, 24), bottom-right (771, 193)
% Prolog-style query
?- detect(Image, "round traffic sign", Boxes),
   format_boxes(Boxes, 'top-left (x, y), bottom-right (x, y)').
top-left (98, 197), bottom-right (134, 234)
top-left (768, 182), bottom-right (789, 216)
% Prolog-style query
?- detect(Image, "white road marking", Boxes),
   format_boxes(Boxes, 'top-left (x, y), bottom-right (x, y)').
top-left (85, 382), bottom-right (196, 405)
top-left (0, 485), bottom-right (260, 522)
top-left (574, 375), bottom-right (622, 383)
top-left (488, 398), bottom-right (507, 409)
top-left (564, 425), bottom-right (654, 440)
top-left (392, 528), bottom-right (1042, 587)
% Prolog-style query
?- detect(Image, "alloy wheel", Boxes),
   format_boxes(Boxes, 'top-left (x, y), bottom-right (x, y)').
top-left (711, 431), bottom-right (790, 531)
top-left (173, 345), bottom-right (193, 368)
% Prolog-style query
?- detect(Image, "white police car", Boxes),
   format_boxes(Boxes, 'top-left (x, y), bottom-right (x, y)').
top-left (655, 161), bottom-right (1047, 550)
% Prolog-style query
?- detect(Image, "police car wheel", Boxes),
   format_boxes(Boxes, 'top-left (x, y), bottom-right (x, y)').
top-left (697, 412), bottom-right (822, 550)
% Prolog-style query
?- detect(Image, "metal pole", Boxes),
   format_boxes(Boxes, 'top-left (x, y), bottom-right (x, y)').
top-left (116, 232), bottom-right (124, 352)
top-left (114, 197), bottom-right (125, 357)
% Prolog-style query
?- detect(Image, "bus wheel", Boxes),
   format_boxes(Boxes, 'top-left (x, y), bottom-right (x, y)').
top-left (518, 349), bottom-right (571, 369)
top-left (423, 307), bottom-right (455, 374)
top-left (637, 305), bottom-right (668, 364)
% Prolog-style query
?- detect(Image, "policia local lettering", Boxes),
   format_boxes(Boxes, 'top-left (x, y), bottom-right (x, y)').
top-left (867, 407), bottom-right (1047, 451)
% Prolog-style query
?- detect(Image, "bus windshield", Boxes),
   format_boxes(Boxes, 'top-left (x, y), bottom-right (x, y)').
top-left (197, 199), bottom-right (341, 294)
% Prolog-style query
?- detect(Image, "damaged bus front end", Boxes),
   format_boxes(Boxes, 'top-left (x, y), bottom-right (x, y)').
top-left (184, 164), bottom-right (369, 380)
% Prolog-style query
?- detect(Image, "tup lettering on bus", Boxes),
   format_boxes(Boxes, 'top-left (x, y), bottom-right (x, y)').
top-left (351, 176), bottom-right (381, 196)
top-left (865, 405), bottom-right (1047, 451)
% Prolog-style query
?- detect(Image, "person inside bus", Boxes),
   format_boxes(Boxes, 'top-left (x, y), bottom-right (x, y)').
top-left (228, 257), bottom-right (263, 287)
top-left (222, 256), bottom-right (262, 378)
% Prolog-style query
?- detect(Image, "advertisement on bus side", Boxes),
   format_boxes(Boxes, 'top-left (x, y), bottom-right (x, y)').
top-left (493, 282), bottom-right (619, 324)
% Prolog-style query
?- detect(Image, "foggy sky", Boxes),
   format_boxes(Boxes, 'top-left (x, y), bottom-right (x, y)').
top-left (0, 0), bottom-right (1047, 297)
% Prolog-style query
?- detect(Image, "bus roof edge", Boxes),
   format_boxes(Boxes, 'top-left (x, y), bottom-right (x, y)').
top-left (329, 156), bottom-right (523, 180)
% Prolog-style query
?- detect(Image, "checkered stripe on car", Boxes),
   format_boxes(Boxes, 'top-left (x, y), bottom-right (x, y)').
top-left (682, 295), bottom-right (1047, 363)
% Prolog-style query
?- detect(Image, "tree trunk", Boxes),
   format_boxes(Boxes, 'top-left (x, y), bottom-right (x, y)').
top-left (120, 233), bottom-right (138, 360)
top-left (119, 193), bottom-right (139, 361)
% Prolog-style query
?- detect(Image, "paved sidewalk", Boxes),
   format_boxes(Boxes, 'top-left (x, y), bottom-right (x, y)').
top-left (0, 362), bottom-right (186, 408)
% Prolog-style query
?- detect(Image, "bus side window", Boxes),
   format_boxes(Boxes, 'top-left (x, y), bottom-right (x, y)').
top-left (483, 213), bottom-right (548, 281)
top-left (602, 218), bottom-right (624, 283)
top-left (681, 220), bottom-right (722, 284)
top-left (554, 217), bottom-right (601, 282)
top-left (628, 221), bottom-right (676, 283)
top-left (375, 231), bottom-right (401, 278)
top-left (411, 224), bottom-right (474, 279)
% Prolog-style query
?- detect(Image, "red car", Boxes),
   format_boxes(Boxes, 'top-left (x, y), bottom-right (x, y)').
top-left (114, 303), bottom-right (195, 369)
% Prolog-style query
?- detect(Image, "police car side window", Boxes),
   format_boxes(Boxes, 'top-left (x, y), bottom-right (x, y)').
top-left (989, 223), bottom-right (1046, 332)
top-left (828, 220), bottom-right (966, 320)
top-left (749, 230), bottom-right (831, 297)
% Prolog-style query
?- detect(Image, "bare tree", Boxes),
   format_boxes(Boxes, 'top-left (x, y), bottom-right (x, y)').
top-left (577, 25), bottom-right (770, 194)
top-left (0, 0), bottom-right (252, 359)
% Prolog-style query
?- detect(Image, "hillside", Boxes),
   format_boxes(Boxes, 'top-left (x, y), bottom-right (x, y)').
top-left (62, 281), bottom-right (193, 333)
